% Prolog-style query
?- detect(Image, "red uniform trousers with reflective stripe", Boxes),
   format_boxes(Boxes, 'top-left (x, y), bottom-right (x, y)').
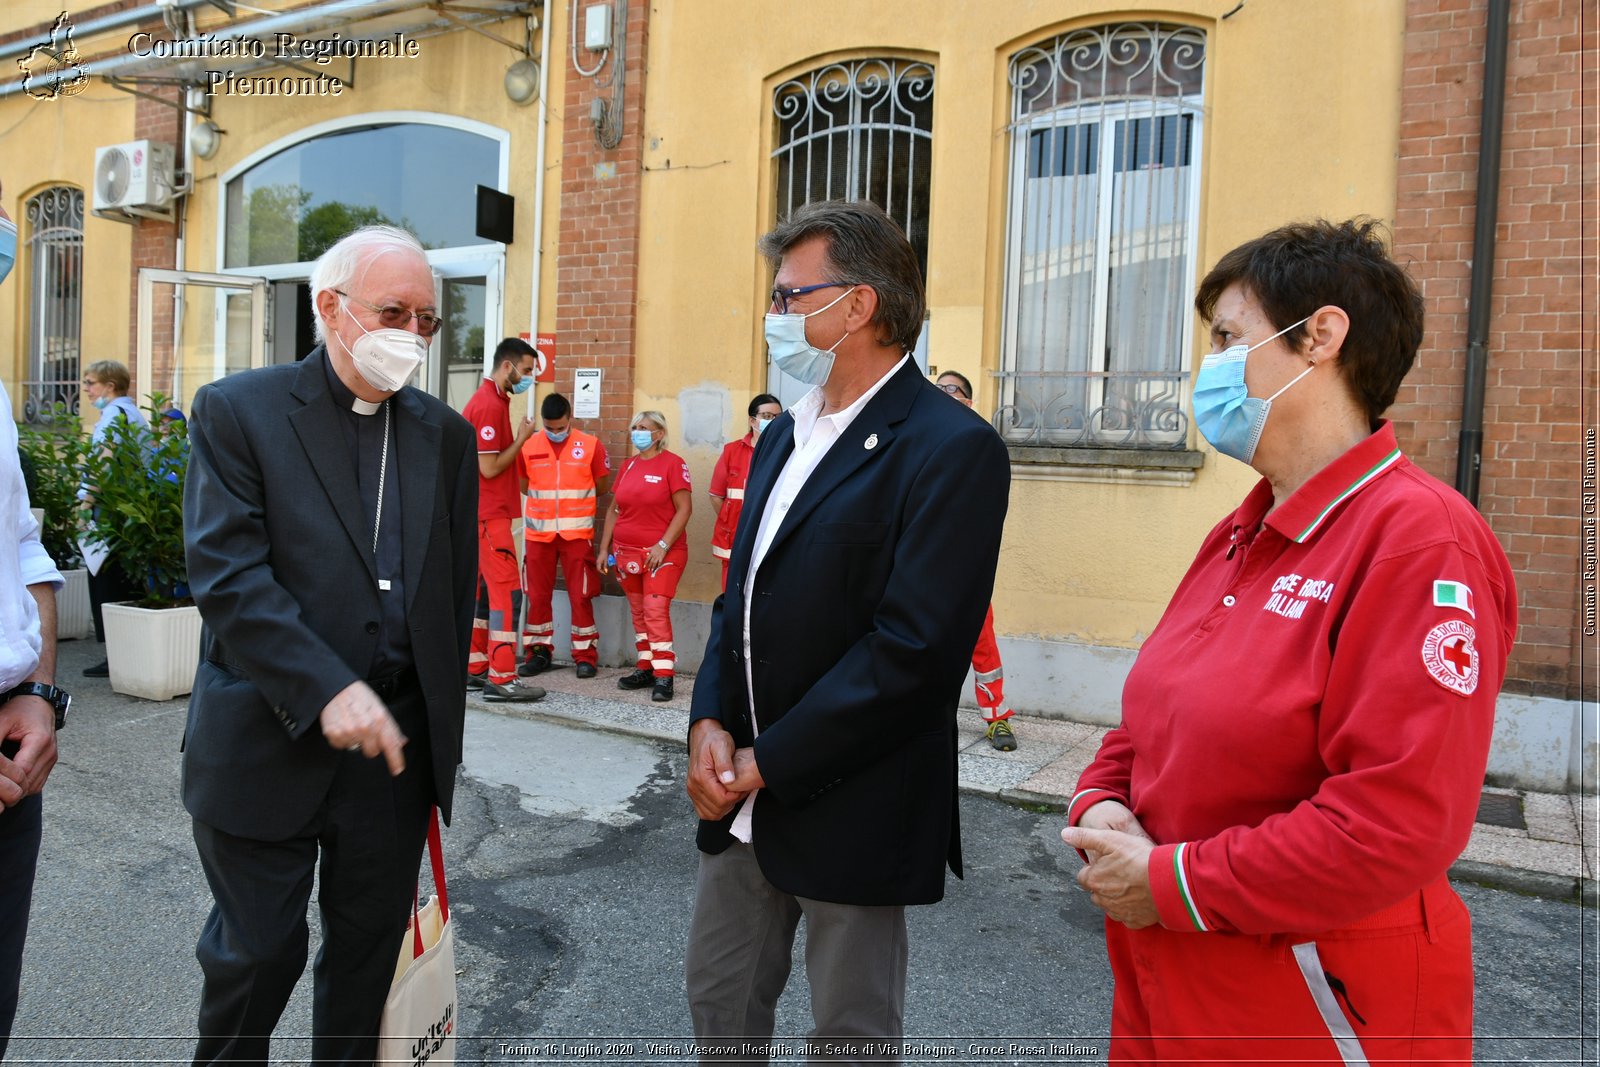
top-left (470, 518), bottom-right (523, 685)
top-left (1103, 878), bottom-right (1473, 1067)
top-left (970, 604), bottom-right (1012, 724)
top-left (613, 542), bottom-right (685, 678)
top-left (522, 536), bottom-right (601, 666)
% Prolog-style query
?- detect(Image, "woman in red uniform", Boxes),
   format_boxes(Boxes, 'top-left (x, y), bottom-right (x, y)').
top-left (708, 393), bottom-right (781, 590)
top-left (598, 410), bottom-right (692, 702)
top-left (1061, 220), bottom-right (1516, 1066)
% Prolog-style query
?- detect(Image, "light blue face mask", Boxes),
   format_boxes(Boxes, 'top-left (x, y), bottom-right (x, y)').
top-left (1192, 315), bottom-right (1313, 465)
top-left (0, 217), bottom-right (15, 286)
top-left (763, 286), bottom-right (856, 386)
top-left (545, 428), bottom-right (569, 444)
top-left (631, 429), bottom-right (655, 452)
top-left (510, 375), bottom-right (533, 395)
top-left (92, 396), bottom-right (110, 410)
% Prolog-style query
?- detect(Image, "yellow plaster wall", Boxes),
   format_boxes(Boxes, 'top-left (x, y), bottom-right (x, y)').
top-left (633, 0), bottom-right (1406, 642)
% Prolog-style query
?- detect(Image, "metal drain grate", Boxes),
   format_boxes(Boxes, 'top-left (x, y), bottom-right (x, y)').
top-left (1476, 791), bottom-right (1526, 830)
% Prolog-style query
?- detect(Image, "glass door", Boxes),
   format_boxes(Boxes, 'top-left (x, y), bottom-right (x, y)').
top-left (135, 268), bottom-right (270, 414)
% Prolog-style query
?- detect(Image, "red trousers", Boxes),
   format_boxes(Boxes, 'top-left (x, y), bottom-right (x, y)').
top-left (1103, 878), bottom-right (1474, 1066)
top-left (971, 604), bottom-right (1012, 724)
top-left (613, 542), bottom-right (685, 678)
top-left (470, 519), bottom-right (522, 685)
top-left (522, 536), bottom-right (601, 666)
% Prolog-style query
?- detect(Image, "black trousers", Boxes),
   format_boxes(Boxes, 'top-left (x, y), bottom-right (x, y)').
top-left (190, 690), bottom-right (432, 1065)
top-left (88, 559), bottom-right (140, 642)
top-left (0, 792), bottom-right (43, 1061)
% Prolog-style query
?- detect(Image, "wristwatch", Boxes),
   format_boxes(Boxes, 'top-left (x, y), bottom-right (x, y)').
top-left (2, 682), bottom-right (70, 730)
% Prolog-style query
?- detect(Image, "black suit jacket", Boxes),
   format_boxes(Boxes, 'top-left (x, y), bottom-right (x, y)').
top-left (689, 359), bottom-right (1011, 906)
top-left (180, 349), bottom-right (478, 841)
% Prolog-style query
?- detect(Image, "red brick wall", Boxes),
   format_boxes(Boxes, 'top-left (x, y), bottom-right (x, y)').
top-left (552, 0), bottom-right (649, 471)
top-left (126, 85), bottom-right (181, 402)
top-left (1389, 0), bottom-right (1595, 699)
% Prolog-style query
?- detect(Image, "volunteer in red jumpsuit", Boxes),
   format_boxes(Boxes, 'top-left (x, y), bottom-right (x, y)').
top-left (708, 393), bottom-right (781, 591)
top-left (461, 338), bottom-right (545, 702)
top-left (519, 391), bottom-right (611, 678)
top-left (1061, 220), bottom-right (1517, 1067)
top-left (937, 370), bottom-right (1018, 752)
top-left (597, 410), bottom-right (692, 703)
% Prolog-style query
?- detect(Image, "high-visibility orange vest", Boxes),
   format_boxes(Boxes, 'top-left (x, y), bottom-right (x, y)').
top-left (521, 429), bottom-right (601, 542)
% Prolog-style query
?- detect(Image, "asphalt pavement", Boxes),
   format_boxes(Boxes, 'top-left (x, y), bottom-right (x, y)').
top-left (5, 638), bottom-right (1596, 1065)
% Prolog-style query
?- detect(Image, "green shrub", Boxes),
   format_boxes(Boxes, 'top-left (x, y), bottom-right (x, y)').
top-left (17, 408), bottom-right (90, 570)
top-left (82, 394), bottom-right (190, 607)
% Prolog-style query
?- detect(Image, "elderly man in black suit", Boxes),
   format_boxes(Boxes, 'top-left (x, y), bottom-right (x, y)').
top-left (685, 200), bottom-right (1011, 1055)
top-left (181, 224), bottom-right (477, 1063)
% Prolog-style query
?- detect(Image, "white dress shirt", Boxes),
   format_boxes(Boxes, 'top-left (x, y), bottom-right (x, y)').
top-left (730, 355), bottom-right (909, 843)
top-left (2, 377), bottom-right (64, 691)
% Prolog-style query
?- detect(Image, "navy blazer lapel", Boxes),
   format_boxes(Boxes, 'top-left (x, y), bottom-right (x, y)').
top-left (762, 360), bottom-right (922, 561)
top-left (287, 349), bottom-right (376, 583)
top-left (394, 386), bottom-right (441, 612)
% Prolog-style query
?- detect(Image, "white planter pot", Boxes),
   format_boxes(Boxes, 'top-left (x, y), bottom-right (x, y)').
top-left (102, 601), bottom-right (203, 701)
top-left (56, 568), bottom-right (93, 641)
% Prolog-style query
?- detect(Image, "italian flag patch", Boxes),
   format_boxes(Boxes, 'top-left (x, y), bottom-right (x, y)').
top-left (1433, 580), bottom-right (1475, 618)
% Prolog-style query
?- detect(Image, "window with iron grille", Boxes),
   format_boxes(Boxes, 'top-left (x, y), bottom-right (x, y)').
top-left (999, 23), bottom-right (1205, 450)
top-left (771, 58), bottom-right (934, 281)
top-left (23, 185), bottom-right (84, 425)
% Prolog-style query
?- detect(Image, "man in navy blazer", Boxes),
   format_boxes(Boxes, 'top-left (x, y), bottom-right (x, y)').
top-left (685, 200), bottom-right (1010, 1050)
top-left (182, 225), bottom-right (477, 1063)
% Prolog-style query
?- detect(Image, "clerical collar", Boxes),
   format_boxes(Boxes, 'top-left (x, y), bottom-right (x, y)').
top-left (323, 351), bottom-right (387, 415)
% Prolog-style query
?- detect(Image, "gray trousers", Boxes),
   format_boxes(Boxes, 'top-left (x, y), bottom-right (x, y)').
top-left (685, 842), bottom-right (908, 1065)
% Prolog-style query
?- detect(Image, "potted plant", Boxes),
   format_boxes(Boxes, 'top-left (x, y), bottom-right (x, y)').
top-left (82, 394), bottom-right (201, 701)
top-left (17, 410), bottom-right (94, 641)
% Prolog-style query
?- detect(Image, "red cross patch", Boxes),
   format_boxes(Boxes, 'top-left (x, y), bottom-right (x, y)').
top-left (571, 444), bottom-right (585, 459)
top-left (479, 425), bottom-right (496, 442)
top-left (1422, 619), bottom-right (1479, 696)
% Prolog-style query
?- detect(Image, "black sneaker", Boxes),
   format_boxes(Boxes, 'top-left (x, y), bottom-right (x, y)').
top-left (651, 677), bottom-right (674, 702)
top-left (519, 651), bottom-right (552, 677)
top-left (985, 719), bottom-right (1019, 752)
top-left (465, 672), bottom-right (486, 691)
top-left (83, 660), bottom-right (110, 678)
top-left (483, 679), bottom-right (546, 703)
top-left (575, 662), bottom-right (598, 679)
top-left (617, 668), bottom-right (653, 691)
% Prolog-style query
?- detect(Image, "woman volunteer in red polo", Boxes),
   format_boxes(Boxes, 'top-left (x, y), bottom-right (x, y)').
top-left (598, 410), bottom-right (692, 703)
top-left (1061, 220), bottom-right (1516, 1066)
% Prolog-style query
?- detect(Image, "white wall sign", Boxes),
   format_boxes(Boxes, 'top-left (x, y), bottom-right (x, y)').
top-left (574, 368), bottom-right (603, 419)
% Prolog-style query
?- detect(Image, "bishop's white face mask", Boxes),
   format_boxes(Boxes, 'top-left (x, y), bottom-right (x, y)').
top-left (763, 286), bottom-right (856, 386)
top-left (339, 296), bottom-right (428, 393)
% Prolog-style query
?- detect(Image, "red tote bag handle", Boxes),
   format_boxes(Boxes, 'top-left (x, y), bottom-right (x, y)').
top-left (409, 807), bottom-right (448, 960)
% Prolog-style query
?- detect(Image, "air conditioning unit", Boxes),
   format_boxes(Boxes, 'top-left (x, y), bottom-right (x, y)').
top-left (93, 140), bottom-right (175, 212)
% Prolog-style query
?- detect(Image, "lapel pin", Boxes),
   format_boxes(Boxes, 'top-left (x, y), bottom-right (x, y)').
top-left (864, 433), bottom-right (878, 450)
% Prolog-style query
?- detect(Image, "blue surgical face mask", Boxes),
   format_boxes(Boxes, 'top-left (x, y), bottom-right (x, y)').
top-left (0, 217), bottom-right (14, 286)
top-left (631, 429), bottom-right (655, 452)
top-left (763, 286), bottom-right (856, 386)
top-left (1192, 315), bottom-right (1314, 465)
top-left (510, 374), bottom-right (533, 395)
top-left (93, 396), bottom-right (109, 410)
top-left (752, 416), bottom-right (771, 436)
top-left (545, 428), bottom-right (569, 444)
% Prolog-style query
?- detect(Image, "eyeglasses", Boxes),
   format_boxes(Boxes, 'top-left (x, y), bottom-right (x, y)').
top-left (937, 382), bottom-right (970, 398)
top-left (337, 290), bottom-right (444, 338)
top-left (769, 281), bottom-right (855, 315)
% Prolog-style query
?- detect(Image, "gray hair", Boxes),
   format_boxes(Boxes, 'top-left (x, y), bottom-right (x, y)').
top-left (307, 225), bottom-right (429, 343)
top-left (631, 409), bottom-right (668, 444)
top-left (758, 200), bottom-right (925, 353)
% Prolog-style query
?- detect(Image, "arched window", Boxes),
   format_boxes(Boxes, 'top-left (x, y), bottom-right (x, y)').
top-left (23, 185), bottom-right (84, 424)
top-left (999, 23), bottom-right (1206, 450)
top-left (771, 58), bottom-right (934, 277)
top-left (223, 122), bottom-right (501, 267)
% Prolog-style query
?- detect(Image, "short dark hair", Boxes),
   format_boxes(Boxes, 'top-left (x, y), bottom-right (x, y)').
top-left (1195, 218), bottom-right (1425, 425)
top-left (541, 393), bottom-right (571, 420)
top-left (747, 393), bottom-right (780, 417)
top-left (758, 199), bottom-right (925, 352)
top-left (937, 370), bottom-right (972, 398)
top-left (493, 336), bottom-right (537, 368)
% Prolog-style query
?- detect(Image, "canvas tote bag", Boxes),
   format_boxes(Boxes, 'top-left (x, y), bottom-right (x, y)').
top-left (378, 809), bottom-right (457, 1065)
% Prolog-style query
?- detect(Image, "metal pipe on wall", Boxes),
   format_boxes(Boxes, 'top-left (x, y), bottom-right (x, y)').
top-left (1455, 0), bottom-right (1511, 506)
